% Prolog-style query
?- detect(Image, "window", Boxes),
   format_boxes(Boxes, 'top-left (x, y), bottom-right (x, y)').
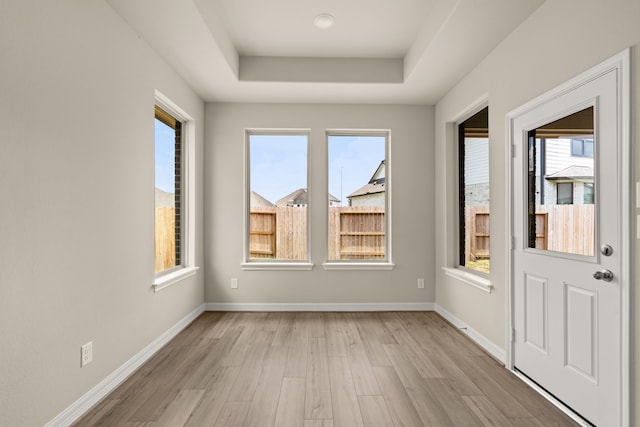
top-left (527, 107), bottom-right (595, 256)
top-left (458, 107), bottom-right (489, 274)
top-left (557, 182), bottom-right (574, 204)
top-left (245, 131), bottom-right (310, 267)
top-left (326, 132), bottom-right (390, 265)
top-left (584, 183), bottom-right (594, 204)
top-left (571, 138), bottom-right (594, 157)
top-left (153, 91), bottom-right (197, 290)
top-left (155, 105), bottom-right (181, 273)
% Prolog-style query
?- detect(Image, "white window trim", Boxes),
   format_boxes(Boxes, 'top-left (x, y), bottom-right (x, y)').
top-left (243, 129), bottom-right (312, 270)
top-left (153, 90), bottom-right (198, 292)
top-left (441, 266), bottom-right (492, 293)
top-left (323, 262), bottom-right (394, 271)
top-left (443, 95), bottom-right (492, 290)
top-left (153, 266), bottom-right (200, 292)
top-left (241, 262), bottom-right (314, 271)
top-left (323, 129), bottom-right (393, 269)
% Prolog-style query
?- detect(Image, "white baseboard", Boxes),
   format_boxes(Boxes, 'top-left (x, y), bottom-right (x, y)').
top-left (434, 304), bottom-right (506, 363)
top-left (205, 302), bottom-right (435, 312)
top-left (45, 304), bottom-right (206, 427)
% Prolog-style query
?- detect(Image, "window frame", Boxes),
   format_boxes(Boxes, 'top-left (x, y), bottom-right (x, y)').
top-left (323, 129), bottom-right (394, 271)
top-left (440, 99), bottom-right (492, 293)
top-left (152, 90), bottom-right (198, 291)
top-left (241, 129), bottom-right (313, 271)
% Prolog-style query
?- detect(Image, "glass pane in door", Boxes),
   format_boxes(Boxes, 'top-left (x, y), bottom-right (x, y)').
top-left (526, 107), bottom-right (595, 256)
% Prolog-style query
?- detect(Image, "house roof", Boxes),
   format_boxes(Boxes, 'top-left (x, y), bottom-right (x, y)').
top-left (545, 165), bottom-right (594, 181)
top-left (250, 191), bottom-right (274, 207)
top-left (348, 160), bottom-right (386, 198)
top-left (276, 188), bottom-right (340, 206)
top-left (348, 182), bottom-right (385, 198)
top-left (276, 188), bottom-right (307, 207)
top-left (368, 160), bottom-right (386, 185)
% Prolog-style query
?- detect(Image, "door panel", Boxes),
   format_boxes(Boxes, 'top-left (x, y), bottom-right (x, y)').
top-left (564, 284), bottom-right (597, 381)
top-left (511, 68), bottom-right (621, 426)
top-left (524, 274), bottom-right (547, 353)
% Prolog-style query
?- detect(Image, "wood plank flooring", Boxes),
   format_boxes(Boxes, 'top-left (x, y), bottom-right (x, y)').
top-left (73, 312), bottom-right (579, 427)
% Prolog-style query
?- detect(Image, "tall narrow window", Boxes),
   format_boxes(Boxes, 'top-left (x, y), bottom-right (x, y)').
top-left (327, 132), bottom-right (389, 262)
top-left (155, 106), bottom-right (181, 273)
top-left (458, 107), bottom-right (490, 274)
top-left (246, 131), bottom-right (309, 262)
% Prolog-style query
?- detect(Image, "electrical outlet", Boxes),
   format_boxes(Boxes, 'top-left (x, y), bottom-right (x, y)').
top-left (417, 278), bottom-right (425, 289)
top-left (231, 278), bottom-right (238, 289)
top-left (81, 341), bottom-right (93, 367)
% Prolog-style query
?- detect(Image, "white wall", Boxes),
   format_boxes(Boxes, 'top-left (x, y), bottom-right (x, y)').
top-left (350, 192), bottom-right (385, 207)
top-left (0, 1), bottom-right (204, 425)
top-left (205, 103), bottom-right (434, 305)
top-left (434, 0), bottom-right (640, 425)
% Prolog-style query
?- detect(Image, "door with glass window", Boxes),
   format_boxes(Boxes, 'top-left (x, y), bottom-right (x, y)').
top-left (510, 65), bottom-right (624, 426)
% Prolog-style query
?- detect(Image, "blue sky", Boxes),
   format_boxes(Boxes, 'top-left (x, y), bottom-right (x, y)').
top-left (328, 135), bottom-right (385, 204)
top-left (155, 119), bottom-right (175, 193)
top-left (250, 134), bottom-right (385, 205)
top-left (250, 134), bottom-right (307, 203)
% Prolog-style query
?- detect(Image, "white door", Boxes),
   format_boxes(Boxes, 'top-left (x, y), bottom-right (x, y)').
top-left (510, 53), bottom-right (629, 426)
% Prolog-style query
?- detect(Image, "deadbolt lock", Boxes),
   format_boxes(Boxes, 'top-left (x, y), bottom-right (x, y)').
top-left (600, 244), bottom-right (613, 256)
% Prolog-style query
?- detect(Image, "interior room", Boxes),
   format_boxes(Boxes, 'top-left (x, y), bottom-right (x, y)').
top-left (1, 0), bottom-right (639, 425)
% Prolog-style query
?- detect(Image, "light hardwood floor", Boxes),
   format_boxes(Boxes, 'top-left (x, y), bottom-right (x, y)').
top-left (73, 312), bottom-right (579, 426)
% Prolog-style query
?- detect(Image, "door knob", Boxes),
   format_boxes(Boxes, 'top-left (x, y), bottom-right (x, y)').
top-left (593, 270), bottom-right (613, 282)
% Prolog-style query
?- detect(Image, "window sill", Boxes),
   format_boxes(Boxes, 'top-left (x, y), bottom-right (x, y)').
top-left (241, 262), bottom-right (314, 271)
top-left (323, 262), bottom-right (395, 271)
top-left (441, 267), bottom-right (493, 293)
top-left (153, 266), bottom-right (199, 292)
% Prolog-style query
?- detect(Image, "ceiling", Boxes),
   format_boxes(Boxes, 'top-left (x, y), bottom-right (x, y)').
top-left (106, 0), bottom-right (545, 104)
top-left (213, 0), bottom-right (433, 58)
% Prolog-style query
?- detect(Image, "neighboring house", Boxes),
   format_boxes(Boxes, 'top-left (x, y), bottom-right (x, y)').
top-left (545, 165), bottom-right (594, 205)
top-left (534, 138), bottom-right (595, 205)
top-left (250, 191), bottom-right (275, 208)
top-left (154, 188), bottom-right (175, 208)
top-left (464, 138), bottom-right (490, 206)
top-left (276, 188), bottom-right (308, 207)
top-left (348, 160), bottom-right (385, 207)
top-left (466, 136), bottom-right (594, 208)
top-left (276, 188), bottom-right (340, 207)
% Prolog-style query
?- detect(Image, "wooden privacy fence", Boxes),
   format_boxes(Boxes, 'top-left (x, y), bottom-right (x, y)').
top-left (538, 204), bottom-right (595, 256)
top-left (249, 206), bottom-right (385, 260)
top-left (328, 206), bottom-right (385, 260)
top-left (465, 204), bottom-right (595, 261)
top-left (250, 207), bottom-right (308, 260)
top-left (465, 206), bottom-right (490, 262)
top-left (155, 207), bottom-right (176, 272)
